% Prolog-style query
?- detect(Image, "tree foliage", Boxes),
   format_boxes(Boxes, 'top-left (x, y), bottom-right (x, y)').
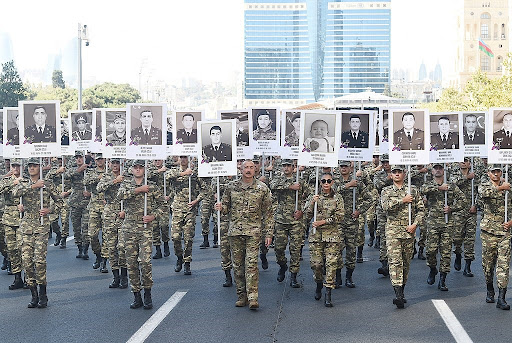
top-left (0, 60), bottom-right (27, 108)
top-left (83, 82), bottom-right (141, 109)
top-left (32, 85), bottom-right (78, 118)
top-left (52, 70), bottom-right (66, 89)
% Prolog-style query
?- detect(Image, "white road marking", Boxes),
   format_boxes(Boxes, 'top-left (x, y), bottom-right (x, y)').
top-left (127, 291), bottom-right (187, 343)
top-left (66, 236), bottom-right (74, 242)
top-left (432, 300), bottom-right (473, 343)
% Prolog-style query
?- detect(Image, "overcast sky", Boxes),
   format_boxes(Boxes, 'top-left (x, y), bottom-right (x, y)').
top-left (0, 0), bottom-right (461, 86)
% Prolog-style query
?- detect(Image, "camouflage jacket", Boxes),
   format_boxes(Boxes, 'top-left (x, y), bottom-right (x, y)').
top-left (220, 178), bottom-right (274, 238)
top-left (479, 180), bottom-right (512, 236)
top-left (64, 161), bottom-right (90, 207)
top-left (45, 163), bottom-right (72, 193)
top-left (0, 175), bottom-right (21, 226)
top-left (84, 167), bottom-right (106, 209)
top-left (147, 164), bottom-right (170, 208)
top-left (166, 166), bottom-right (203, 213)
top-left (97, 171), bottom-right (123, 211)
top-left (336, 174), bottom-right (372, 222)
top-left (270, 174), bottom-right (308, 225)
top-left (304, 191), bottom-right (345, 243)
top-left (381, 183), bottom-right (425, 239)
top-left (374, 170), bottom-right (393, 194)
top-left (420, 180), bottom-right (465, 220)
top-left (449, 166), bottom-right (479, 213)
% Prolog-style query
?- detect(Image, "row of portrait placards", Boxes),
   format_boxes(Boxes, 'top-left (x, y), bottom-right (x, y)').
top-left (2, 101), bottom-right (512, 172)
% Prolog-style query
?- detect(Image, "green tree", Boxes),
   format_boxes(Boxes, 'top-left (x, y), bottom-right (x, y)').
top-left (83, 82), bottom-right (141, 109)
top-left (0, 60), bottom-right (27, 108)
top-left (52, 70), bottom-right (66, 89)
top-left (31, 85), bottom-right (78, 118)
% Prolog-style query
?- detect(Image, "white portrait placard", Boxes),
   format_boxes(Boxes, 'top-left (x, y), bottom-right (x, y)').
top-left (102, 108), bottom-right (127, 159)
top-left (126, 103), bottom-right (167, 160)
top-left (488, 108), bottom-right (512, 164)
top-left (389, 109), bottom-right (429, 165)
top-left (89, 108), bottom-right (103, 153)
top-left (462, 112), bottom-right (487, 157)
top-left (70, 110), bottom-right (93, 152)
top-left (249, 107), bottom-right (281, 155)
top-left (3, 107), bottom-right (20, 158)
top-left (172, 110), bottom-right (204, 157)
top-left (198, 119), bottom-right (237, 177)
top-left (281, 110), bottom-right (301, 159)
top-left (218, 110), bottom-right (252, 159)
top-left (428, 113), bottom-right (464, 164)
top-left (338, 110), bottom-right (375, 162)
top-left (60, 115), bottom-right (74, 156)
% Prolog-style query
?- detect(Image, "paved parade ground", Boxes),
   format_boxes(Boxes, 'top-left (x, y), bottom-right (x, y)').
top-left (0, 216), bottom-right (509, 343)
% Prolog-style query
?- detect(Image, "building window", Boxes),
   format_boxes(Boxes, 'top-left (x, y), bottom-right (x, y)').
top-left (481, 12), bottom-right (491, 19)
top-left (497, 56), bottom-right (503, 72)
top-left (481, 24), bottom-right (489, 39)
top-left (481, 55), bottom-right (490, 71)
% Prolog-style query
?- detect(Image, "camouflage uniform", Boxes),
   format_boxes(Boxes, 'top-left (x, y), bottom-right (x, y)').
top-left (0, 175), bottom-right (22, 275)
top-left (410, 165), bottom-right (430, 250)
top-left (305, 191), bottom-right (345, 289)
top-left (45, 160), bottom-right (71, 244)
top-left (84, 165), bottom-right (106, 257)
top-left (147, 164), bottom-right (170, 249)
top-left (64, 160), bottom-right (90, 248)
top-left (252, 126), bottom-right (276, 140)
top-left (374, 169), bottom-right (394, 262)
top-left (200, 177), bottom-right (214, 236)
top-left (220, 178), bottom-right (274, 303)
top-left (0, 158), bottom-right (6, 263)
top-left (212, 176), bottom-right (233, 271)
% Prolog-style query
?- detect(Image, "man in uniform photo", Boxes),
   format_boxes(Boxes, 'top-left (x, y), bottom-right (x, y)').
top-left (463, 114), bottom-right (485, 145)
top-left (341, 114), bottom-right (369, 148)
top-left (203, 125), bottom-right (232, 162)
top-left (493, 112), bottom-right (512, 149)
top-left (24, 106), bottom-right (57, 143)
top-left (7, 111), bottom-right (19, 145)
top-left (106, 112), bottom-right (127, 146)
top-left (393, 112), bottom-right (424, 150)
top-left (131, 110), bottom-right (162, 145)
top-left (72, 114), bottom-right (93, 141)
top-left (430, 116), bottom-right (459, 150)
top-left (176, 113), bottom-right (197, 143)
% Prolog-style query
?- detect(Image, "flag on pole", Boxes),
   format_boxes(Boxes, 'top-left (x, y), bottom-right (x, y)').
top-left (479, 38), bottom-right (494, 58)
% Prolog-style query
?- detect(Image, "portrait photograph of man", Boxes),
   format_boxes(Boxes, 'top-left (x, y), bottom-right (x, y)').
top-left (106, 111), bottom-right (127, 146)
top-left (492, 110), bottom-right (512, 149)
top-left (6, 109), bottom-right (19, 146)
top-left (71, 111), bottom-right (93, 141)
top-left (220, 111), bottom-right (249, 147)
top-left (167, 114), bottom-right (173, 146)
top-left (392, 111), bottom-right (425, 150)
top-left (284, 111), bottom-right (301, 147)
top-left (430, 114), bottom-right (460, 150)
top-left (341, 113), bottom-right (369, 148)
top-left (61, 119), bottom-right (70, 146)
top-left (251, 109), bottom-right (277, 141)
top-left (130, 107), bottom-right (163, 146)
top-left (175, 112), bottom-right (200, 144)
top-left (23, 103), bottom-right (57, 143)
top-left (94, 109), bottom-right (102, 142)
top-left (202, 123), bottom-right (233, 162)
top-left (463, 113), bottom-right (485, 145)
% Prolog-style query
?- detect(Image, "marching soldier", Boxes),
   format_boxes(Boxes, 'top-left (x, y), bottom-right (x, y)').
top-left (199, 176), bottom-right (214, 249)
top-left (147, 160), bottom-right (171, 259)
top-left (374, 154), bottom-right (393, 276)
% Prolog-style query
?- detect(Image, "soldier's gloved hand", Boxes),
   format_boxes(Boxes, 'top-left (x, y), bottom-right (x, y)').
top-left (312, 220), bottom-right (326, 228)
top-left (500, 182), bottom-right (511, 191)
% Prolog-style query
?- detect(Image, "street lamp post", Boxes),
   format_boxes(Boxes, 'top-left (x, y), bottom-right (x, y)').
top-left (78, 23), bottom-right (90, 111)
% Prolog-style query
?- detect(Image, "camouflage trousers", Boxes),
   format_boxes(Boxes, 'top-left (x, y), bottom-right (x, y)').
top-left (230, 234), bottom-right (261, 301)
top-left (386, 236), bottom-right (414, 287)
top-left (171, 211), bottom-right (195, 263)
top-left (70, 205), bottom-right (89, 246)
top-left (426, 222), bottom-right (452, 273)
top-left (103, 206), bottom-right (126, 270)
top-left (213, 211), bottom-right (232, 270)
top-left (274, 222), bottom-right (303, 273)
top-left (88, 206), bottom-right (104, 256)
top-left (376, 201), bottom-right (388, 261)
top-left (310, 241), bottom-right (340, 289)
top-left (200, 198), bottom-right (213, 236)
top-left (417, 224), bottom-right (427, 247)
top-left (452, 213), bottom-right (476, 261)
top-left (152, 210), bottom-right (170, 246)
top-left (481, 230), bottom-right (511, 289)
top-left (0, 222), bottom-right (5, 257)
top-left (358, 203), bottom-right (376, 245)
top-left (60, 206), bottom-right (70, 238)
top-left (124, 228), bottom-right (153, 292)
top-left (338, 222), bottom-right (357, 270)
top-left (20, 228), bottom-right (48, 286)
top-left (5, 225), bottom-right (22, 274)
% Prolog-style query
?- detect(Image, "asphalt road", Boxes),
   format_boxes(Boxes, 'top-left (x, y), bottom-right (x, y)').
top-left (1, 216), bottom-right (510, 343)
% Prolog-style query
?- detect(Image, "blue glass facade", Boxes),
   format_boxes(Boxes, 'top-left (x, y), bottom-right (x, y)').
top-left (244, 0), bottom-right (391, 102)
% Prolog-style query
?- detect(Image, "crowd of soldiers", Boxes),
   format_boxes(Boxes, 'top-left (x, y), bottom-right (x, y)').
top-left (0, 152), bottom-right (510, 311)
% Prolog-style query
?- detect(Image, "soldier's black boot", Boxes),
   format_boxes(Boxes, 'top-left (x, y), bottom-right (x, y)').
top-left (174, 256), bottom-right (183, 272)
top-left (212, 234), bottom-right (219, 248)
top-left (402, 284), bottom-right (407, 303)
top-left (417, 246), bottom-right (426, 260)
top-left (38, 284), bottom-right (48, 308)
top-left (373, 236), bottom-right (380, 249)
top-left (183, 262), bottom-right (191, 275)
top-left (54, 232), bottom-right (61, 246)
top-left (260, 253), bottom-right (268, 270)
top-left (109, 269), bottom-right (120, 288)
top-left (378, 260), bottom-right (390, 277)
top-left (223, 269), bottom-right (233, 287)
top-left (76, 245), bottom-right (83, 258)
top-left (345, 268), bottom-right (355, 288)
top-left (486, 283), bottom-right (495, 303)
top-left (93, 253), bottom-right (101, 269)
top-left (100, 258), bottom-right (108, 273)
top-left (1, 255), bottom-right (7, 270)
top-left (334, 269), bottom-right (342, 289)
top-left (454, 253), bottom-right (462, 271)
top-left (82, 244), bottom-right (89, 260)
top-left (463, 259), bottom-right (474, 277)
top-left (152, 245), bottom-right (162, 259)
top-left (130, 291), bottom-right (143, 309)
top-left (199, 235), bottom-right (210, 249)
top-left (143, 288), bottom-right (153, 310)
top-left (28, 285), bottom-right (39, 308)
top-left (60, 238), bottom-right (67, 249)
top-left (314, 282), bottom-right (323, 300)
top-left (393, 286), bottom-right (405, 309)
top-left (277, 263), bottom-right (287, 282)
top-left (427, 266), bottom-right (437, 285)
top-left (324, 288), bottom-right (333, 307)
top-left (9, 272), bottom-right (24, 290)
top-left (368, 232), bottom-right (375, 247)
top-left (163, 242), bottom-right (170, 257)
top-left (497, 288), bottom-right (510, 310)
top-left (356, 246), bottom-right (363, 263)
top-left (290, 272), bottom-right (300, 288)
top-left (119, 268), bottom-right (128, 289)
top-left (438, 272), bottom-right (448, 291)
top-left (6, 261), bottom-right (12, 275)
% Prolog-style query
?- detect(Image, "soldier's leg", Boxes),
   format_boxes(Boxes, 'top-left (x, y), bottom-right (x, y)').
top-left (61, 206), bottom-right (70, 239)
top-left (496, 234), bottom-right (511, 290)
top-left (402, 238), bottom-right (415, 285)
top-left (182, 211), bottom-right (195, 263)
top-left (88, 208), bottom-right (102, 255)
top-left (418, 224), bottom-right (427, 248)
top-left (81, 207), bottom-right (90, 246)
top-left (274, 223), bottom-right (288, 267)
top-left (463, 215), bottom-right (476, 261)
top-left (118, 226), bottom-right (127, 269)
top-left (309, 242), bottom-right (324, 283)
top-left (70, 207), bottom-right (83, 246)
top-left (439, 226), bottom-right (452, 273)
top-left (386, 235), bottom-right (403, 287)
top-left (481, 231), bottom-right (498, 285)
top-left (325, 242), bottom-right (340, 289)
top-left (0, 221), bottom-right (6, 259)
top-left (50, 218), bottom-right (61, 234)
top-left (259, 237), bottom-right (269, 255)
top-left (160, 210), bottom-right (171, 244)
top-left (34, 231), bottom-right (49, 285)
top-left (289, 224), bottom-right (303, 274)
top-left (219, 220), bottom-right (232, 271)
top-left (21, 232), bottom-right (36, 286)
top-left (124, 230), bottom-right (142, 292)
top-left (366, 209), bottom-right (376, 245)
top-left (5, 225), bottom-right (22, 274)
top-left (356, 217), bottom-right (365, 247)
top-left (338, 229), bottom-right (346, 270)
top-left (344, 227), bottom-right (357, 270)
top-left (103, 219), bottom-right (117, 269)
top-left (451, 215), bottom-right (463, 256)
top-left (426, 226), bottom-right (440, 268)
top-left (230, 236), bottom-right (247, 298)
top-left (152, 218), bottom-right (162, 246)
top-left (246, 234), bottom-right (261, 302)
top-left (379, 229), bottom-right (388, 261)
top-left (140, 229), bottom-right (154, 290)
top-left (200, 198), bottom-right (212, 236)
top-left (171, 213), bottom-right (185, 258)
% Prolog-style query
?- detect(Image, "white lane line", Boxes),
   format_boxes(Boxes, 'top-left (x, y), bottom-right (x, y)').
top-left (127, 291), bottom-right (187, 343)
top-left (432, 300), bottom-right (473, 343)
top-left (66, 236), bottom-right (74, 242)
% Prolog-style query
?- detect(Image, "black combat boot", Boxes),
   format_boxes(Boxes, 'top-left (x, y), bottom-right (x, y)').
top-left (314, 282), bottom-right (323, 300)
top-left (54, 232), bottom-right (62, 246)
top-left (454, 253), bottom-right (462, 271)
top-left (60, 238), bottom-right (67, 249)
top-left (334, 269), bottom-right (342, 289)
top-left (356, 246), bottom-right (363, 263)
top-left (463, 259), bottom-right (474, 277)
top-left (486, 283), bottom-right (495, 303)
top-left (345, 268), bottom-right (355, 288)
top-left (213, 235), bottom-right (219, 248)
top-left (260, 253), bottom-right (268, 270)
top-left (152, 245), bottom-right (162, 259)
top-left (438, 272), bottom-right (448, 291)
top-left (324, 288), bottom-right (333, 307)
top-left (109, 269), bottom-right (120, 288)
top-left (9, 272), bottom-right (24, 290)
top-left (143, 288), bottom-right (153, 309)
top-left (38, 284), bottom-right (48, 308)
top-left (277, 263), bottom-right (287, 282)
top-left (183, 262), bottom-right (191, 275)
top-left (373, 236), bottom-right (380, 249)
top-left (100, 258), bottom-right (108, 273)
top-left (163, 242), bottom-right (170, 257)
top-left (368, 232), bottom-right (375, 247)
top-left (76, 245), bottom-right (83, 258)
top-left (1, 256), bottom-right (7, 270)
top-left (402, 284), bottom-right (407, 303)
top-left (199, 235), bottom-right (210, 249)
top-left (28, 285), bottom-right (39, 308)
top-left (93, 253), bottom-right (101, 269)
top-left (427, 266), bottom-right (437, 285)
top-left (174, 256), bottom-right (183, 272)
top-left (290, 272), bottom-right (300, 288)
top-left (497, 288), bottom-right (510, 310)
top-left (82, 244), bottom-right (89, 260)
top-left (223, 269), bottom-right (233, 287)
top-left (417, 246), bottom-right (426, 260)
top-left (378, 260), bottom-right (390, 277)
top-left (119, 268), bottom-right (128, 289)
top-left (393, 286), bottom-right (405, 309)
top-left (6, 261), bottom-right (12, 275)
top-left (130, 291), bottom-right (143, 309)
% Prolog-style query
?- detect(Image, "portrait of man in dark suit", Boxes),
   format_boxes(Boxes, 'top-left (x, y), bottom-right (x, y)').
top-left (430, 116), bottom-right (459, 150)
top-left (463, 113), bottom-right (485, 145)
top-left (130, 110), bottom-right (162, 145)
top-left (176, 113), bottom-right (197, 143)
top-left (493, 112), bottom-right (512, 149)
top-left (6, 110), bottom-right (19, 145)
top-left (393, 112), bottom-right (424, 150)
top-left (24, 105), bottom-right (57, 143)
top-left (202, 125), bottom-right (232, 162)
top-left (71, 114), bottom-right (93, 141)
top-left (341, 114), bottom-right (369, 148)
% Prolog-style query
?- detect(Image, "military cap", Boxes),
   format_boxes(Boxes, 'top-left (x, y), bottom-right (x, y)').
top-left (390, 165), bottom-right (405, 172)
top-left (74, 150), bottom-right (84, 157)
top-left (132, 159), bottom-right (146, 167)
top-left (27, 157), bottom-right (41, 165)
top-left (76, 115), bottom-right (87, 123)
top-left (10, 158), bottom-right (22, 165)
top-left (488, 164), bottom-right (503, 172)
top-left (281, 159), bottom-right (293, 165)
top-left (256, 109), bottom-right (271, 118)
top-left (432, 163), bottom-right (444, 168)
top-left (95, 153), bottom-right (104, 159)
top-left (110, 158), bottom-right (121, 163)
top-left (339, 161), bottom-right (351, 167)
top-left (113, 113), bottom-right (126, 123)
top-left (380, 154), bottom-right (389, 162)
top-left (252, 154), bottom-right (261, 162)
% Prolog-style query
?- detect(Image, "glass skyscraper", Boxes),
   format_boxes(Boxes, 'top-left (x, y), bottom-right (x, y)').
top-left (244, 0), bottom-right (391, 104)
